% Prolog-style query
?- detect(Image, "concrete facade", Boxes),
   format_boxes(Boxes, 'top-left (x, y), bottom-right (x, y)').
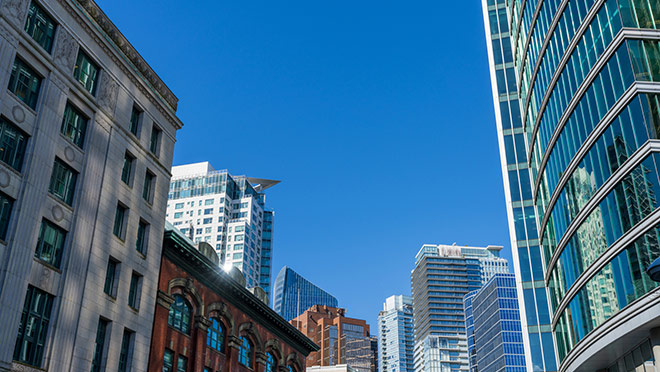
top-left (0, 0), bottom-right (182, 371)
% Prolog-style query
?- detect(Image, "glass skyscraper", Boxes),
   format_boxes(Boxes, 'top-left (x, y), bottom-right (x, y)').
top-left (481, 0), bottom-right (558, 370)
top-left (464, 273), bottom-right (526, 372)
top-left (272, 266), bottom-right (339, 321)
top-left (485, 0), bottom-right (660, 370)
top-left (378, 295), bottom-right (414, 372)
top-left (410, 244), bottom-right (509, 372)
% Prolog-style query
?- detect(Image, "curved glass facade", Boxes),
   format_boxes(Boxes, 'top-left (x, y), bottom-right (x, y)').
top-left (272, 266), bottom-right (338, 321)
top-left (505, 0), bottom-right (660, 368)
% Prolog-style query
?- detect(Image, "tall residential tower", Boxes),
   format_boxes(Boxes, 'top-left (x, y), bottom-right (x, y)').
top-left (272, 265), bottom-right (339, 321)
top-left (485, 0), bottom-right (660, 370)
top-left (166, 162), bottom-right (278, 294)
top-left (377, 295), bottom-right (414, 372)
top-left (410, 244), bottom-right (508, 372)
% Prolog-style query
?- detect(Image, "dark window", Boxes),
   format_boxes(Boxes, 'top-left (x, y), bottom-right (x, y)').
top-left (129, 106), bottom-right (141, 136)
top-left (238, 336), bottom-right (253, 368)
top-left (48, 158), bottom-right (77, 205)
top-left (103, 258), bottom-right (118, 297)
top-left (163, 349), bottom-right (174, 372)
top-left (128, 272), bottom-right (141, 309)
top-left (90, 318), bottom-right (109, 372)
top-left (0, 118), bottom-right (28, 172)
top-left (8, 58), bottom-right (41, 109)
top-left (177, 355), bottom-right (187, 372)
top-left (206, 318), bottom-right (225, 352)
top-left (167, 295), bottom-right (191, 334)
top-left (0, 191), bottom-right (13, 240)
top-left (74, 51), bottom-right (99, 95)
top-left (113, 203), bottom-right (127, 239)
top-left (61, 103), bottom-right (87, 148)
top-left (24, 2), bottom-right (56, 52)
top-left (121, 152), bottom-right (135, 186)
top-left (136, 220), bottom-right (148, 255)
top-left (13, 285), bottom-right (53, 367)
top-left (117, 329), bottom-right (134, 372)
top-left (287, 366), bottom-right (296, 372)
top-left (143, 170), bottom-right (155, 203)
top-left (149, 125), bottom-right (161, 155)
top-left (35, 219), bottom-right (65, 268)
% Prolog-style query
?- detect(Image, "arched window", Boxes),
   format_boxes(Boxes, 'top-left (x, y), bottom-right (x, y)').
top-left (264, 352), bottom-right (276, 372)
top-left (168, 295), bottom-right (191, 334)
top-left (206, 318), bottom-right (226, 352)
top-left (287, 365), bottom-right (296, 372)
top-left (238, 336), bottom-right (253, 368)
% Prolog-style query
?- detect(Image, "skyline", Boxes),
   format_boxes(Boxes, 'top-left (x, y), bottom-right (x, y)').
top-left (95, 0), bottom-right (512, 328)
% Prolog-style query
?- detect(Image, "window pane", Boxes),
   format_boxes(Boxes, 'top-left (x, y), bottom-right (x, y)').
top-left (61, 104), bottom-right (87, 148)
top-left (34, 220), bottom-right (66, 268)
top-left (48, 158), bottom-right (77, 205)
top-left (129, 106), bottom-right (141, 136)
top-left (74, 51), bottom-right (99, 95)
top-left (13, 285), bottom-right (53, 367)
top-left (24, 2), bottom-right (56, 53)
top-left (0, 191), bottom-right (14, 240)
top-left (8, 58), bottom-right (41, 109)
top-left (91, 318), bottom-right (109, 372)
top-left (0, 118), bottom-right (28, 172)
top-left (113, 204), bottom-right (127, 239)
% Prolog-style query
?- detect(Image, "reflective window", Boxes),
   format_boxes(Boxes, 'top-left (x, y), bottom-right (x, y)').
top-left (24, 2), bottom-right (56, 52)
top-left (8, 57), bottom-right (41, 109)
top-left (49, 158), bottom-right (77, 205)
top-left (206, 318), bottom-right (225, 352)
top-left (13, 285), bottom-right (53, 367)
top-left (168, 295), bottom-right (191, 334)
top-left (74, 51), bottom-right (99, 95)
top-left (35, 219), bottom-right (66, 268)
top-left (238, 336), bottom-right (253, 368)
top-left (61, 103), bottom-right (88, 148)
top-left (0, 117), bottom-right (28, 172)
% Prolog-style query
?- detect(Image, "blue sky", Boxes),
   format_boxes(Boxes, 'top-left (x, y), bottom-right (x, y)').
top-left (97, 0), bottom-right (511, 329)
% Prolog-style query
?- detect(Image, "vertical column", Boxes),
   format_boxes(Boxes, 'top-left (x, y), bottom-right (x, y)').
top-left (650, 327), bottom-right (660, 369)
top-left (227, 335), bottom-right (242, 372)
top-left (147, 291), bottom-right (174, 371)
top-left (254, 351), bottom-right (267, 372)
top-left (193, 316), bottom-right (211, 372)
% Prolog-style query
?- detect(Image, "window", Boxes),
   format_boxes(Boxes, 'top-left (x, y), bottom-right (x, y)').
top-left (136, 220), bottom-right (148, 255)
top-left (0, 191), bottom-right (13, 240)
top-left (204, 208), bottom-right (213, 215)
top-left (168, 295), bottom-right (191, 334)
top-left (203, 218), bottom-right (212, 224)
top-left (117, 329), bottom-right (134, 372)
top-left (35, 219), bottom-right (66, 268)
top-left (238, 336), bottom-right (253, 368)
top-left (121, 152), bottom-right (135, 186)
top-left (175, 203), bottom-right (184, 209)
top-left (74, 50), bottom-right (99, 95)
top-left (0, 118), bottom-right (28, 171)
top-left (287, 366), bottom-right (296, 372)
top-left (13, 285), bottom-right (53, 367)
top-left (129, 105), bottom-right (141, 136)
top-left (113, 203), bottom-right (127, 239)
top-left (174, 212), bottom-right (183, 219)
top-left (103, 257), bottom-right (119, 297)
top-left (204, 199), bottom-right (214, 205)
top-left (177, 355), bottom-right (187, 372)
top-left (90, 317), bottom-right (109, 372)
top-left (24, 2), bottom-right (56, 52)
top-left (128, 271), bottom-right (141, 309)
top-left (8, 57), bottom-right (41, 109)
top-left (61, 103), bottom-right (88, 148)
top-left (163, 350), bottom-right (174, 372)
top-left (49, 158), bottom-right (77, 205)
top-left (206, 318), bottom-right (225, 352)
top-left (265, 352), bottom-right (275, 372)
top-left (149, 125), bottom-right (161, 155)
top-left (143, 170), bottom-right (155, 203)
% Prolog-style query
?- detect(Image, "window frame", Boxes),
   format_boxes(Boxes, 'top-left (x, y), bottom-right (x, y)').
top-left (103, 257), bottom-right (119, 298)
top-left (0, 191), bottom-right (14, 241)
top-left (136, 219), bottom-right (149, 255)
top-left (0, 117), bottom-right (28, 172)
top-left (8, 57), bottom-right (42, 110)
top-left (143, 169), bottom-right (155, 203)
top-left (128, 271), bottom-right (142, 310)
top-left (238, 336), bottom-right (253, 368)
top-left (60, 102), bottom-right (88, 148)
top-left (121, 151), bottom-right (135, 186)
top-left (90, 317), bottom-right (110, 372)
top-left (206, 318), bottom-right (226, 353)
top-left (168, 294), bottom-right (192, 334)
top-left (34, 219), bottom-right (66, 268)
top-left (117, 329), bottom-right (134, 372)
top-left (24, 1), bottom-right (56, 53)
top-left (73, 50), bottom-right (99, 95)
top-left (163, 349), bottom-right (174, 372)
top-left (48, 157), bottom-right (78, 205)
top-left (113, 202), bottom-right (128, 240)
top-left (13, 285), bottom-right (54, 367)
top-left (149, 125), bottom-right (161, 156)
top-left (129, 104), bottom-right (142, 137)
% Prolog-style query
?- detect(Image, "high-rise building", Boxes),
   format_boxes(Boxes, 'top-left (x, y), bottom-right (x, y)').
top-left (480, 0), bottom-right (558, 370)
top-left (485, 0), bottom-right (660, 370)
top-left (377, 295), bottom-right (414, 372)
top-left (411, 244), bottom-right (509, 372)
top-left (463, 273), bottom-right (525, 372)
top-left (0, 0), bottom-right (182, 371)
top-left (272, 265), bottom-right (339, 321)
top-left (166, 162), bottom-right (278, 294)
top-left (292, 305), bottom-right (376, 372)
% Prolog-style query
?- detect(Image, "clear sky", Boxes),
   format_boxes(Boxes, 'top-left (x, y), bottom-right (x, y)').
top-left (96, 0), bottom-right (510, 330)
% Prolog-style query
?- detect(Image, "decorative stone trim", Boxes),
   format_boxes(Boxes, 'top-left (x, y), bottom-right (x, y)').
top-left (194, 315), bottom-right (211, 331)
top-left (156, 290), bottom-right (174, 309)
top-left (255, 351), bottom-right (268, 365)
top-left (228, 335), bottom-right (243, 350)
top-left (207, 301), bottom-right (236, 336)
top-left (239, 322), bottom-right (264, 352)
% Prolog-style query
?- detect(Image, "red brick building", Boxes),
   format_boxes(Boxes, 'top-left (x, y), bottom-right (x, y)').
top-left (148, 224), bottom-right (318, 372)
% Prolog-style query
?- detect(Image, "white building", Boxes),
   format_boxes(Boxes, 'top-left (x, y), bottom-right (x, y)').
top-left (0, 0), bottom-right (182, 371)
top-left (378, 295), bottom-right (414, 372)
top-left (166, 162), bottom-right (278, 294)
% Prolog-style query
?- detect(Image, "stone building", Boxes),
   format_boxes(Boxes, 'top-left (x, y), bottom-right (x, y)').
top-left (149, 223), bottom-right (318, 372)
top-left (0, 0), bottom-right (182, 371)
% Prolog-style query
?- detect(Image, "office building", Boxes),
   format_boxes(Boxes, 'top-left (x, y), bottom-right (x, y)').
top-left (273, 266), bottom-right (339, 321)
top-left (0, 0), bottom-right (182, 371)
top-left (148, 223), bottom-right (318, 372)
top-left (464, 273), bottom-right (525, 372)
top-left (411, 244), bottom-right (508, 372)
top-left (480, 0), bottom-right (558, 370)
top-left (377, 295), bottom-right (414, 372)
top-left (166, 162), bottom-right (278, 294)
top-left (292, 305), bottom-right (376, 372)
top-left (485, 0), bottom-right (660, 370)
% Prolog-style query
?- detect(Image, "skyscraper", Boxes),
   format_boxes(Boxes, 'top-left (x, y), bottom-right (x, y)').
top-left (464, 273), bottom-right (525, 372)
top-left (378, 295), bottom-right (414, 372)
top-left (273, 266), bottom-right (339, 321)
top-left (481, 0), bottom-right (558, 370)
top-left (0, 0), bottom-right (182, 370)
top-left (166, 162), bottom-right (278, 293)
top-left (411, 244), bottom-right (508, 372)
top-left (485, 0), bottom-right (660, 370)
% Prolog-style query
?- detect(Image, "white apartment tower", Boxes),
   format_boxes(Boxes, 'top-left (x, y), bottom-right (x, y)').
top-left (378, 295), bottom-right (414, 372)
top-left (166, 162), bottom-right (278, 294)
